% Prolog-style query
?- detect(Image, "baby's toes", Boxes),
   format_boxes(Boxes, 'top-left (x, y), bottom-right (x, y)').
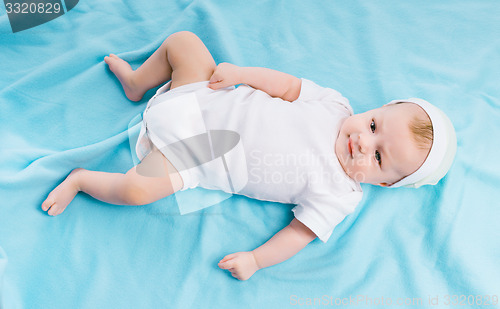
top-left (105, 54), bottom-right (118, 62)
top-left (41, 196), bottom-right (55, 211)
top-left (104, 55), bottom-right (113, 65)
top-left (47, 204), bottom-right (62, 216)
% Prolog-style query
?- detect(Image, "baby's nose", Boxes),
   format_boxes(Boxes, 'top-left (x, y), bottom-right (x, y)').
top-left (358, 134), bottom-right (371, 154)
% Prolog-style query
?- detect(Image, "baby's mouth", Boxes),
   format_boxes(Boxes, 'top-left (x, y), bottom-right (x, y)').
top-left (348, 137), bottom-right (353, 158)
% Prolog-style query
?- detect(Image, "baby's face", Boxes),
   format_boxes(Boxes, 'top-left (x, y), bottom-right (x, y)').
top-left (335, 103), bottom-right (430, 186)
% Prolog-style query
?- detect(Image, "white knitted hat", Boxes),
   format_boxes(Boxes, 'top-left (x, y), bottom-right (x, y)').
top-left (386, 98), bottom-right (457, 188)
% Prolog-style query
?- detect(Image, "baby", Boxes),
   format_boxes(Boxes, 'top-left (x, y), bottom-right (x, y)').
top-left (41, 31), bottom-right (457, 281)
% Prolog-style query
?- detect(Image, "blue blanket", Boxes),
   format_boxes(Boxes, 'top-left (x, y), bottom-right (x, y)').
top-left (1, 1), bottom-right (499, 308)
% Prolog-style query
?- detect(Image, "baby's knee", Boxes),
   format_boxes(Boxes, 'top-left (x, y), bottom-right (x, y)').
top-left (121, 163), bottom-right (176, 206)
top-left (122, 183), bottom-right (151, 206)
top-left (168, 31), bottom-right (199, 43)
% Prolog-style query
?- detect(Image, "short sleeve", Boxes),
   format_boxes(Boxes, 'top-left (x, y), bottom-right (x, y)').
top-left (294, 78), bottom-right (353, 115)
top-left (292, 190), bottom-right (363, 243)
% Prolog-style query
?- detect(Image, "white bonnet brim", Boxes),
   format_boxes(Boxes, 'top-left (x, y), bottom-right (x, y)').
top-left (386, 98), bottom-right (457, 188)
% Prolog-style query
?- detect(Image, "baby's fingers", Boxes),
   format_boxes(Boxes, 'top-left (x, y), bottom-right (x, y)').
top-left (218, 260), bottom-right (234, 270)
top-left (208, 72), bottom-right (220, 84)
top-left (208, 81), bottom-right (221, 90)
top-left (218, 254), bottom-right (238, 269)
top-left (208, 68), bottom-right (224, 84)
top-left (208, 79), bottom-right (228, 90)
top-left (220, 253), bottom-right (236, 263)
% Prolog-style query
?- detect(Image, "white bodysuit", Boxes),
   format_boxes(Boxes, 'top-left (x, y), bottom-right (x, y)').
top-left (136, 79), bottom-right (363, 242)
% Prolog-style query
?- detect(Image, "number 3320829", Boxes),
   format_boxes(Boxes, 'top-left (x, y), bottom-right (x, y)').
top-left (444, 294), bottom-right (498, 306)
top-left (5, 2), bottom-right (61, 14)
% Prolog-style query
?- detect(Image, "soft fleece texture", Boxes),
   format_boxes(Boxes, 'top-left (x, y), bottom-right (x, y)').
top-left (1, 0), bottom-right (499, 308)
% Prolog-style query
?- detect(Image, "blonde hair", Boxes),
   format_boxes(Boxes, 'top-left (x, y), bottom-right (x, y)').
top-left (394, 102), bottom-right (433, 150)
top-left (409, 114), bottom-right (433, 150)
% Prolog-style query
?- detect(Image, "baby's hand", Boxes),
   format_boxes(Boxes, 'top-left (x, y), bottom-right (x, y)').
top-left (218, 251), bottom-right (260, 281)
top-left (208, 62), bottom-right (242, 90)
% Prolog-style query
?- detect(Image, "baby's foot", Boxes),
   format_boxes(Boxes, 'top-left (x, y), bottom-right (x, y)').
top-left (104, 54), bottom-right (145, 101)
top-left (41, 168), bottom-right (83, 216)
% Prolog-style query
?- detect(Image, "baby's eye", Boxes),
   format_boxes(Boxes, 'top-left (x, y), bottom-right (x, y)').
top-left (375, 150), bottom-right (382, 165)
top-left (370, 120), bottom-right (376, 133)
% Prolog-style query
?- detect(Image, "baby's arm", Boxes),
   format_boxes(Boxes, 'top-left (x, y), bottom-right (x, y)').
top-left (208, 63), bottom-right (302, 102)
top-left (218, 218), bottom-right (317, 280)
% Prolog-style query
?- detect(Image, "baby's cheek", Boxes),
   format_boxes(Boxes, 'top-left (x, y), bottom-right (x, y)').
top-left (345, 164), bottom-right (360, 182)
top-left (352, 161), bottom-right (375, 183)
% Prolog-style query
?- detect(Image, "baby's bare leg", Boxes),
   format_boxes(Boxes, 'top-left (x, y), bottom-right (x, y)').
top-left (104, 31), bottom-right (216, 101)
top-left (42, 149), bottom-right (183, 216)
